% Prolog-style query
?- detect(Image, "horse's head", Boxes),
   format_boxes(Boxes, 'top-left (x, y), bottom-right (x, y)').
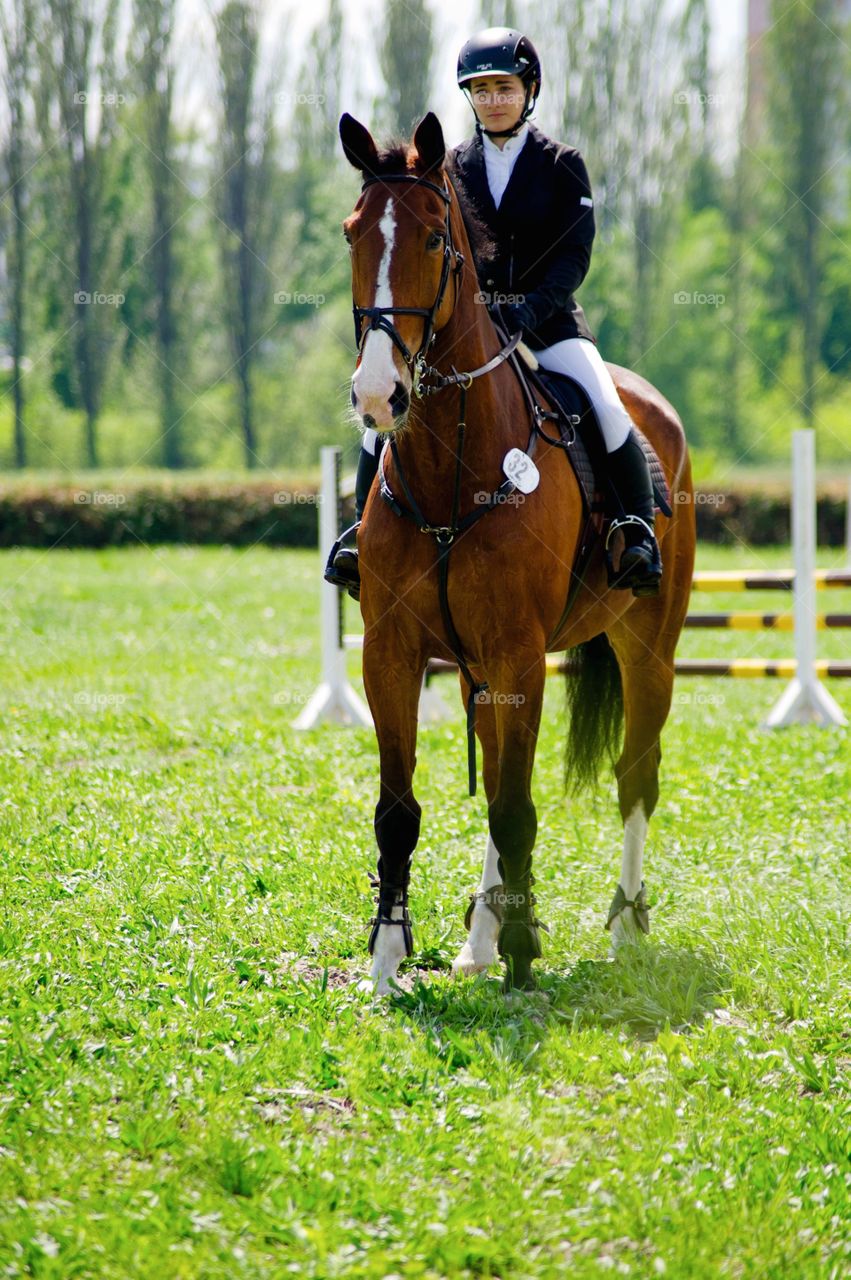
top-left (340, 111), bottom-right (466, 433)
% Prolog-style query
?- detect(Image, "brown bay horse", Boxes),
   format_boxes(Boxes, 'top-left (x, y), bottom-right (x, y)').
top-left (340, 111), bottom-right (696, 992)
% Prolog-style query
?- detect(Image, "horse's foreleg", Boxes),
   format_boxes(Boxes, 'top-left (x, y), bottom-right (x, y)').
top-left (362, 644), bottom-right (424, 993)
top-left (486, 654), bottom-right (547, 991)
top-left (452, 681), bottom-right (501, 977)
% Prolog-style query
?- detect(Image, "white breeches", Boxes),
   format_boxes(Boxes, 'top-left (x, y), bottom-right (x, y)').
top-left (535, 336), bottom-right (633, 453)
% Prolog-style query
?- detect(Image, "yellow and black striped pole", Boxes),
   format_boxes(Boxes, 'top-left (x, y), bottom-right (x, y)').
top-left (692, 569), bottom-right (851, 591)
top-left (685, 612), bottom-right (851, 630)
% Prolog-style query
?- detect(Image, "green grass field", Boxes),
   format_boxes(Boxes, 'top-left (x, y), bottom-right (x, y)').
top-left (1, 544), bottom-right (849, 1279)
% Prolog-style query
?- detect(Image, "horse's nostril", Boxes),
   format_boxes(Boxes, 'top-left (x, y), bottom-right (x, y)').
top-left (351, 384), bottom-right (357, 408)
top-left (390, 381), bottom-right (410, 418)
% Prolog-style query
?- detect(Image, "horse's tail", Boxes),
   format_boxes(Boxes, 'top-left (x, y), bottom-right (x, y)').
top-left (563, 633), bottom-right (624, 795)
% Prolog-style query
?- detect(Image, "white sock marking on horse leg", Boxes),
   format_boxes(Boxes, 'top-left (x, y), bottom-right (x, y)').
top-left (478, 833), bottom-right (501, 893)
top-left (610, 799), bottom-right (649, 951)
top-left (369, 896), bottom-right (409, 996)
top-left (452, 834), bottom-right (502, 976)
top-left (621, 800), bottom-right (647, 899)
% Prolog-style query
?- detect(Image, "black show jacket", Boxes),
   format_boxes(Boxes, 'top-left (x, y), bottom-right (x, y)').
top-left (448, 122), bottom-right (597, 349)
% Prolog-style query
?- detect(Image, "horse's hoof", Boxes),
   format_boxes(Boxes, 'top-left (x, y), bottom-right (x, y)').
top-left (357, 971), bottom-right (399, 996)
top-left (451, 941), bottom-right (495, 977)
top-left (608, 907), bottom-right (649, 955)
top-left (502, 958), bottom-right (536, 992)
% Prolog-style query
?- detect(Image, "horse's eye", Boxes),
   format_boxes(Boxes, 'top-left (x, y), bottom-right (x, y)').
top-left (426, 231), bottom-right (444, 251)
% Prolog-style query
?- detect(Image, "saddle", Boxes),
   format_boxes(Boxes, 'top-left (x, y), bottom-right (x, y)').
top-left (524, 362), bottom-right (673, 521)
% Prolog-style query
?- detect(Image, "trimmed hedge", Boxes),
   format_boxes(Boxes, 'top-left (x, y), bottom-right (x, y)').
top-left (0, 480), bottom-right (321, 549)
top-left (690, 487), bottom-right (847, 545)
top-left (0, 477), bottom-right (846, 547)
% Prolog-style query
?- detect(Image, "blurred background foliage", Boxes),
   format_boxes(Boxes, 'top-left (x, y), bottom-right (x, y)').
top-left (0, 0), bottom-right (849, 481)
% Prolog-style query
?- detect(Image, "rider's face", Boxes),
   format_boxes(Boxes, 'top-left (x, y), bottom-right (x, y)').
top-left (469, 75), bottom-right (526, 131)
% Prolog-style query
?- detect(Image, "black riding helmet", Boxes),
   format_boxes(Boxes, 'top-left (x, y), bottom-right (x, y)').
top-left (456, 27), bottom-right (542, 138)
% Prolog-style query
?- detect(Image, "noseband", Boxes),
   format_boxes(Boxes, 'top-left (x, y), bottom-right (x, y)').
top-left (351, 173), bottom-right (465, 397)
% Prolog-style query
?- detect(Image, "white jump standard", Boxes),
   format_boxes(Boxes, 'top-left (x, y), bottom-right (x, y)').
top-left (764, 431), bottom-right (846, 728)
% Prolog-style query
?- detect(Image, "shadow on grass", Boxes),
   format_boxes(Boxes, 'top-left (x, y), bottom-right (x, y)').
top-left (541, 944), bottom-right (733, 1040)
top-left (388, 942), bottom-right (732, 1067)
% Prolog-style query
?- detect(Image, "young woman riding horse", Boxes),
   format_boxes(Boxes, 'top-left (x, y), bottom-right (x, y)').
top-left (328, 26), bottom-right (663, 600)
top-left (333, 30), bottom-right (695, 993)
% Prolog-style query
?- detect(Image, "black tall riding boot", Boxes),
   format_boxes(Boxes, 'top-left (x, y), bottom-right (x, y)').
top-left (603, 429), bottom-right (663, 596)
top-left (323, 442), bottom-right (381, 600)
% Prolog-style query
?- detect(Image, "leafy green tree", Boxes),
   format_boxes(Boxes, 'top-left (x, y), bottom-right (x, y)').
top-left (479, 0), bottom-right (517, 25)
top-left (213, 0), bottom-right (282, 468)
top-left (763, 0), bottom-right (847, 422)
top-left (35, 0), bottom-right (132, 467)
top-left (0, 0), bottom-right (35, 466)
top-left (550, 1), bottom-right (697, 364)
top-left (293, 0), bottom-right (344, 164)
top-left (291, 0), bottom-right (352, 296)
top-left (132, 0), bottom-right (186, 467)
top-left (820, 232), bottom-right (851, 377)
top-left (378, 0), bottom-right (434, 136)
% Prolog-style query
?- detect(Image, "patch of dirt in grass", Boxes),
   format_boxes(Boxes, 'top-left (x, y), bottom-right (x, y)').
top-left (260, 1086), bottom-right (356, 1116)
top-left (274, 949), bottom-right (446, 993)
top-left (274, 951), bottom-right (357, 989)
top-left (251, 1086), bottom-right (357, 1128)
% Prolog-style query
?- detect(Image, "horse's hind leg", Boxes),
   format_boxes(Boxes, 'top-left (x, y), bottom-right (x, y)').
top-left (362, 642), bottom-right (424, 993)
top-left (606, 612), bottom-right (679, 949)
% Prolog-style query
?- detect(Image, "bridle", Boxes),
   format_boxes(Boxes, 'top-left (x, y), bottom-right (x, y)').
top-left (351, 172), bottom-right (465, 398)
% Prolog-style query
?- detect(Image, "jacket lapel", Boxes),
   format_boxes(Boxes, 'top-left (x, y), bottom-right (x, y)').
top-left (454, 133), bottom-right (500, 226)
top-left (493, 125), bottom-right (538, 221)
top-left (454, 125), bottom-right (540, 226)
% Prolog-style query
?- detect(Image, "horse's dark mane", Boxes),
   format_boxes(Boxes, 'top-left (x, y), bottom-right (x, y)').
top-left (371, 137), bottom-right (411, 174)
top-left (368, 136), bottom-right (496, 270)
top-left (445, 152), bottom-right (497, 267)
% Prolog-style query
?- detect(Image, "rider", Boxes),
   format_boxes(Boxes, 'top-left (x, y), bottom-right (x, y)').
top-left (327, 26), bottom-right (662, 598)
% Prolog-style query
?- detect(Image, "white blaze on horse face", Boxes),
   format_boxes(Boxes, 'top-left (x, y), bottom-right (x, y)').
top-left (351, 197), bottom-right (402, 432)
top-left (610, 799), bottom-right (649, 951)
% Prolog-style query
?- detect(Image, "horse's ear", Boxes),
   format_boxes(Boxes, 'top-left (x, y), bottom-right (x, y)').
top-left (339, 113), bottom-right (379, 174)
top-left (413, 112), bottom-right (445, 174)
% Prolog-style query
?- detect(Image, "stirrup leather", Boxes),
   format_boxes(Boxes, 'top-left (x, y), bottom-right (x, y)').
top-left (605, 881), bottom-right (650, 935)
